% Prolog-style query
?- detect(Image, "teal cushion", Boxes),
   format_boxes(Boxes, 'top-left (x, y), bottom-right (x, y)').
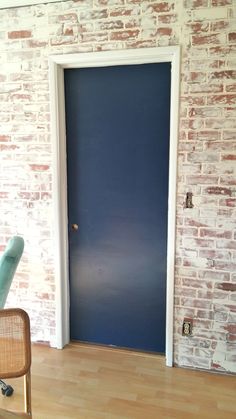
top-left (0, 236), bottom-right (24, 308)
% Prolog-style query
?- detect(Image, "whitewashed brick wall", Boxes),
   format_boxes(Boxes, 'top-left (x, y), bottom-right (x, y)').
top-left (0, 0), bottom-right (235, 373)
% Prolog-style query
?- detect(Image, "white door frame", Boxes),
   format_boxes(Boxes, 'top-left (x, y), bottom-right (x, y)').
top-left (49, 46), bottom-right (180, 367)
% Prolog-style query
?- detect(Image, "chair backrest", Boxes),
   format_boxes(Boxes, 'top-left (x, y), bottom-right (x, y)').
top-left (0, 308), bottom-right (32, 417)
top-left (0, 236), bottom-right (24, 309)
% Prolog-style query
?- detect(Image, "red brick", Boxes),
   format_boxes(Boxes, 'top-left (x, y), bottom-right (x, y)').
top-left (207, 94), bottom-right (236, 105)
top-left (214, 261), bottom-right (236, 271)
top-left (187, 131), bottom-right (220, 141)
top-left (211, 0), bottom-right (232, 5)
top-left (189, 83), bottom-right (223, 94)
top-left (13, 135), bottom-right (34, 142)
top-left (213, 289), bottom-right (229, 299)
top-left (110, 29), bottom-right (139, 40)
top-left (220, 175), bottom-right (236, 186)
top-left (217, 208), bottom-right (234, 217)
top-left (200, 229), bottom-right (232, 239)
top-left (216, 283), bottom-right (236, 292)
top-left (0, 135), bottom-right (11, 142)
top-left (181, 297), bottom-right (212, 309)
top-left (184, 238), bottom-right (215, 249)
top-left (177, 227), bottom-right (198, 237)
top-left (182, 278), bottom-right (213, 289)
top-left (183, 96), bottom-right (206, 106)
top-left (80, 9), bottom-right (108, 20)
top-left (95, 20), bottom-right (124, 30)
top-left (205, 186), bottom-right (232, 196)
top-left (10, 94), bottom-right (32, 102)
top-left (144, 2), bottom-right (174, 13)
top-left (225, 304), bottom-right (236, 312)
top-left (64, 28), bottom-right (74, 36)
top-left (189, 22), bottom-right (209, 33)
top-left (228, 32), bottom-right (236, 42)
top-left (8, 30), bottom-right (32, 39)
top-left (55, 13), bottom-right (78, 22)
top-left (126, 40), bottom-right (156, 48)
top-left (205, 141), bottom-right (235, 151)
top-left (183, 258), bottom-right (213, 269)
top-left (0, 144), bottom-right (19, 151)
top-left (202, 164), bottom-right (233, 175)
top-left (0, 192), bottom-right (9, 198)
top-left (227, 334), bottom-right (236, 342)
top-left (216, 240), bottom-right (236, 250)
top-left (110, 7), bottom-right (138, 17)
top-left (29, 164), bottom-right (49, 171)
top-left (184, 0), bottom-right (208, 7)
top-left (226, 84), bottom-right (236, 92)
top-left (51, 36), bottom-right (78, 46)
top-left (188, 72), bottom-right (206, 84)
top-left (197, 310), bottom-right (214, 319)
top-left (211, 20), bottom-right (229, 31)
top-left (125, 18), bottom-right (141, 28)
top-left (192, 34), bottom-right (224, 46)
top-left (158, 13), bottom-right (177, 23)
top-left (219, 198), bottom-right (236, 207)
top-left (199, 249), bottom-right (231, 260)
top-left (221, 154), bottom-right (236, 161)
top-left (18, 192), bottom-right (40, 200)
top-left (157, 27), bottom-right (172, 36)
top-left (212, 362), bottom-right (225, 370)
top-left (175, 287), bottom-right (197, 297)
top-left (197, 289), bottom-right (214, 300)
top-left (189, 107), bottom-right (221, 118)
top-left (184, 219), bottom-right (208, 228)
top-left (210, 70), bottom-right (236, 80)
top-left (224, 107), bottom-right (236, 117)
top-left (209, 45), bottom-right (236, 56)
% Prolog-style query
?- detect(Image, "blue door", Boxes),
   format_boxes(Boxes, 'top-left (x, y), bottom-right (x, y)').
top-left (65, 62), bottom-right (170, 353)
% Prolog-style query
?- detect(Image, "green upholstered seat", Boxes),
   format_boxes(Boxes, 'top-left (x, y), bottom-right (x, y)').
top-left (0, 236), bottom-right (24, 308)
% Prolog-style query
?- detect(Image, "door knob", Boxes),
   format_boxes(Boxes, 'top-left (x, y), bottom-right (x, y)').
top-left (72, 223), bottom-right (79, 231)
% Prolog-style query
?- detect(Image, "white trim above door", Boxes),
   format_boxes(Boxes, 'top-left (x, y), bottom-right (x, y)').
top-left (0, 0), bottom-right (63, 9)
top-left (49, 46), bottom-right (180, 367)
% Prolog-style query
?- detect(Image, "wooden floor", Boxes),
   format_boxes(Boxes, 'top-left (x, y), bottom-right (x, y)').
top-left (0, 343), bottom-right (236, 419)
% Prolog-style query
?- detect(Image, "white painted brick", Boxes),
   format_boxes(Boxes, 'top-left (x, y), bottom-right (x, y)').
top-left (221, 361), bottom-right (236, 373)
top-left (192, 8), bottom-right (228, 21)
top-left (0, 0), bottom-right (235, 374)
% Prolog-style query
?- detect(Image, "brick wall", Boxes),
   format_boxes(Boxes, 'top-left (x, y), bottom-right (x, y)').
top-left (0, 0), bottom-right (235, 372)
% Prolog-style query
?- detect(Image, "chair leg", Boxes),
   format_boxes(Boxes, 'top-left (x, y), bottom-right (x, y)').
top-left (24, 371), bottom-right (32, 416)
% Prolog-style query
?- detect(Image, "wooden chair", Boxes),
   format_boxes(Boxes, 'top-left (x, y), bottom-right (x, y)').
top-left (0, 308), bottom-right (32, 418)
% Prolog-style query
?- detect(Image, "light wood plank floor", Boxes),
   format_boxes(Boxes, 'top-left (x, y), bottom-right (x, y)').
top-left (0, 342), bottom-right (235, 419)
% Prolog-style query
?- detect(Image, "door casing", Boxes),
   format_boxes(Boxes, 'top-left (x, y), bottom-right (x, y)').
top-left (49, 46), bottom-right (180, 367)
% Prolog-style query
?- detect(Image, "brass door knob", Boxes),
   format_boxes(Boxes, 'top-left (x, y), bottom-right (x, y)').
top-left (72, 223), bottom-right (79, 231)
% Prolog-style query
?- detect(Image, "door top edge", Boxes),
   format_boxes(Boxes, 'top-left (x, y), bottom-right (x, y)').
top-left (49, 46), bottom-right (180, 69)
